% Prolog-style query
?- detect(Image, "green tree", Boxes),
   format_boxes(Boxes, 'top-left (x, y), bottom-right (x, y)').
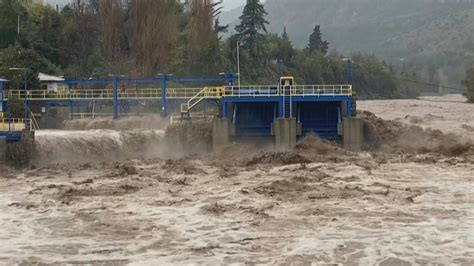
top-left (278, 27), bottom-right (296, 65)
top-left (464, 65), bottom-right (474, 103)
top-left (26, 4), bottom-right (64, 66)
top-left (6, 95), bottom-right (24, 118)
top-left (295, 50), bottom-right (326, 84)
top-left (308, 25), bottom-right (329, 54)
top-left (60, 0), bottom-right (101, 77)
top-left (0, 0), bottom-right (27, 49)
top-left (214, 17), bottom-right (228, 38)
top-left (234, 0), bottom-right (268, 57)
top-left (265, 29), bottom-right (296, 78)
top-left (0, 46), bottom-right (54, 90)
top-left (351, 54), bottom-right (398, 99)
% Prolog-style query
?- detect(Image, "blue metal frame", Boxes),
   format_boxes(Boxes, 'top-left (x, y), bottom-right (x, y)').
top-left (12, 74), bottom-right (238, 119)
top-left (220, 92), bottom-right (353, 139)
top-left (3, 71), bottom-right (356, 140)
top-left (0, 131), bottom-right (22, 142)
top-left (0, 79), bottom-right (21, 142)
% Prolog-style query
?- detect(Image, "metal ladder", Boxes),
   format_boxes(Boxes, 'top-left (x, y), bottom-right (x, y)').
top-left (283, 86), bottom-right (292, 118)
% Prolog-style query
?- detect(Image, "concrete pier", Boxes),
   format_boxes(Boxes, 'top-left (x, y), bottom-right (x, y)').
top-left (212, 118), bottom-right (230, 151)
top-left (273, 118), bottom-right (298, 151)
top-left (343, 117), bottom-right (364, 152)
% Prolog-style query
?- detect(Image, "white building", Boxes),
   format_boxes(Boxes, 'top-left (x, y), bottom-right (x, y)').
top-left (38, 72), bottom-right (66, 93)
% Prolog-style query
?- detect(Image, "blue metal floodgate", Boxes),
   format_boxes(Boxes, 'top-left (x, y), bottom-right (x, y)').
top-left (297, 102), bottom-right (341, 139)
top-left (233, 102), bottom-right (277, 137)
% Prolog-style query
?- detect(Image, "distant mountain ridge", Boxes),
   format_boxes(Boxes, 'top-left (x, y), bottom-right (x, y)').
top-left (221, 0), bottom-right (474, 85)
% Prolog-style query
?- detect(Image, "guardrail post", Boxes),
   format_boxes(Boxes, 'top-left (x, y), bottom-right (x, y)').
top-left (66, 83), bottom-right (73, 119)
top-left (113, 76), bottom-right (119, 119)
top-left (23, 97), bottom-right (29, 127)
top-left (221, 101), bottom-right (227, 118)
top-left (0, 81), bottom-right (4, 113)
top-left (347, 100), bottom-right (353, 117)
top-left (161, 75), bottom-right (167, 117)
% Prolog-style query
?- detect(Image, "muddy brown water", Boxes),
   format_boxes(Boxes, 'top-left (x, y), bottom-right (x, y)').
top-left (0, 95), bottom-right (473, 265)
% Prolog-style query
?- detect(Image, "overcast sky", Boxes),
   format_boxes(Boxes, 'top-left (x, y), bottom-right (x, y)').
top-left (222, 0), bottom-right (245, 10)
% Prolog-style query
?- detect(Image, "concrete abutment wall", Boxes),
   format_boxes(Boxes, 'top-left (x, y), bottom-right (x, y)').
top-left (342, 117), bottom-right (363, 152)
top-left (273, 118), bottom-right (298, 151)
top-left (212, 118), bottom-right (230, 151)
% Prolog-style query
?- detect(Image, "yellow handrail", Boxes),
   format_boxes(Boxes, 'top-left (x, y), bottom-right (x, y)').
top-left (30, 112), bottom-right (40, 130)
top-left (181, 86), bottom-right (224, 113)
top-left (0, 117), bottom-right (28, 131)
top-left (4, 87), bottom-right (206, 101)
top-left (222, 84), bottom-right (352, 97)
top-left (4, 85), bottom-right (352, 101)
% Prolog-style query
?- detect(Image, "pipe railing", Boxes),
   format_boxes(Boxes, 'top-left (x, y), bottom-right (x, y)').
top-left (4, 87), bottom-right (204, 100)
top-left (0, 117), bottom-right (29, 131)
top-left (4, 85), bottom-right (352, 101)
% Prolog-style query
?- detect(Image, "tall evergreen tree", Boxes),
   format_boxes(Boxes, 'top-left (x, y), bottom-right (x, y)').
top-left (282, 26), bottom-right (289, 41)
top-left (214, 17), bottom-right (228, 38)
top-left (278, 26), bottom-right (295, 65)
top-left (308, 25), bottom-right (329, 54)
top-left (234, 0), bottom-right (268, 57)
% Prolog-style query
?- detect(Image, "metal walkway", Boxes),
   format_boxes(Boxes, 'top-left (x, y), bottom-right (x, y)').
top-left (4, 84), bottom-right (351, 102)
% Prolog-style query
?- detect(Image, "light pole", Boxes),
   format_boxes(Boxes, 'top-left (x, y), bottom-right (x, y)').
top-left (237, 41), bottom-right (241, 87)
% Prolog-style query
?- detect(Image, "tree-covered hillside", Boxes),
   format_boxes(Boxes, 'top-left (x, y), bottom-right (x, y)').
top-left (0, 0), bottom-right (444, 100)
top-left (223, 0), bottom-right (474, 87)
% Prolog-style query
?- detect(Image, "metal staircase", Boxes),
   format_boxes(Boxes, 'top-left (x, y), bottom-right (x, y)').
top-left (283, 86), bottom-right (292, 118)
top-left (30, 112), bottom-right (40, 130)
top-left (180, 87), bottom-right (224, 116)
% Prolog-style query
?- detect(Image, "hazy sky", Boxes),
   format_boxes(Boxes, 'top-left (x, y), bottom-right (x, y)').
top-left (222, 0), bottom-right (245, 10)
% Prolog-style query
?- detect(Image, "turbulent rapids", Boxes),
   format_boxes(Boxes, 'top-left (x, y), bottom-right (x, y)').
top-left (1, 96), bottom-right (474, 265)
top-left (34, 130), bottom-right (166, 164)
